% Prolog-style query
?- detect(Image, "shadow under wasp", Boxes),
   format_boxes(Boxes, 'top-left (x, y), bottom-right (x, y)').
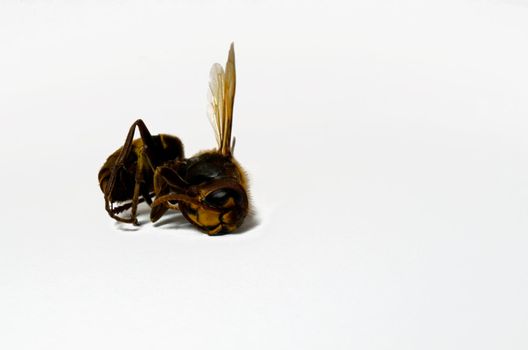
top-left (98, 44), bottom-right (249, 235)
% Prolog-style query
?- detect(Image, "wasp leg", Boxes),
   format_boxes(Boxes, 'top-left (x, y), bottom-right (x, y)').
top-left (150, 167), bottom-right (170, 222)
top-left (104, 119), bottom-right (156, 224)
top-left (140, 148), bottom-right (155, 206)
top-left (128, 154), bottom-right (149, 226)
top-left (150, 165), bottom-right (188, 222)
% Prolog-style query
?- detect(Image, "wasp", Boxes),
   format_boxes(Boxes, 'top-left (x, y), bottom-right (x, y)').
top-left (98, 44), bottom-right (249, 235)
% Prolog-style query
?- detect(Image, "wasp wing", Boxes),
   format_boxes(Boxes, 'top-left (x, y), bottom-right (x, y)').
top-left (207, 43), bottom-right (236, 156)
top-left (222, 43), bottom-right (236, 155)
top-left (207, 62), bottom-right (225, 149)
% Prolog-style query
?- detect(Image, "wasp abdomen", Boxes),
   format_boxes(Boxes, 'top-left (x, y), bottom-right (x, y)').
top-left (99, 134), bottom-right (184, 203)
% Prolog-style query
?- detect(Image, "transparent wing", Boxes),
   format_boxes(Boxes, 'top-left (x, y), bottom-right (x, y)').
top-left (206, 43), bottom-right (236, 156)
top-left (222, 43), bottom-right (236, 155)
top-left (207, 62), bottom-right (225, 149)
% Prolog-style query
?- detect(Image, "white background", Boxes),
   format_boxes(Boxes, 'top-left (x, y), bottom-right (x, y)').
top-left (1, 0), bottom-right (527, 348)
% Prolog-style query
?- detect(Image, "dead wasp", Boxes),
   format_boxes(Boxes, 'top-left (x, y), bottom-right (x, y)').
top-left (98, 43), bottom-right (249, 235)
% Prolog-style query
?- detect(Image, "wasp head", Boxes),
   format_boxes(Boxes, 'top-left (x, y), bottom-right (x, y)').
top-left (151, 153), bottom-right (249, 235)
top-left (180, 179), bottom-right (248, 235)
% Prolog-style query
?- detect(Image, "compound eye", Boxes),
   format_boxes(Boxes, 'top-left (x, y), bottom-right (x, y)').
top-left (204, 188), bottom-right (240, 208)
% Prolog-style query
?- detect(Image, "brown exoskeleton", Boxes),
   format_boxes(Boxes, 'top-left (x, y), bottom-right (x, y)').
top-left (98, 43), bottom-right (249, 235)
